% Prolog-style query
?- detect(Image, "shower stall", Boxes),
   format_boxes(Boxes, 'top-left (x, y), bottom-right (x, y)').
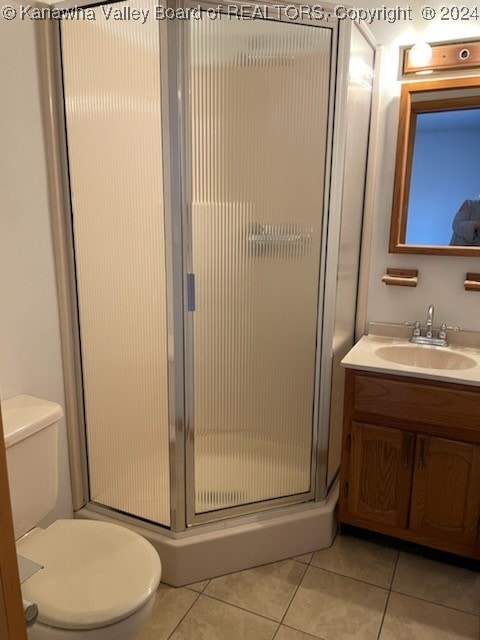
top-left (43, 0), bottom-right (375, 584)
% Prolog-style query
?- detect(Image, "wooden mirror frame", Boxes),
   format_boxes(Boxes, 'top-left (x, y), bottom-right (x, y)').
top-left (389, 76), bottom-right (480, 256)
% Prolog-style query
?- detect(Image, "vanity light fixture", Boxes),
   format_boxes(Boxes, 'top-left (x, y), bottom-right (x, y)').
top-left (403, 39), bottom-right (480, 75)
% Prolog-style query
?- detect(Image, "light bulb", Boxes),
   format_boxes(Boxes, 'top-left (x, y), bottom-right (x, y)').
top-left (408, 41), bottom-right (433, 68)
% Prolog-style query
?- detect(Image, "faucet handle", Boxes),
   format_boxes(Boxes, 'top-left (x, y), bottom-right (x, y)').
top-left (403, 320), bottom-right (421, 336)
top-left (439, 324), bottom-right (460, 340)
top-left (441, 324), bottom-right (460, 332)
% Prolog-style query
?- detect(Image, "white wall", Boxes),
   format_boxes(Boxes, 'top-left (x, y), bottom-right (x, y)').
top-left (0, 13), bottom-right (73, 523)
top-left (364, 42), bottom-right (480, 334)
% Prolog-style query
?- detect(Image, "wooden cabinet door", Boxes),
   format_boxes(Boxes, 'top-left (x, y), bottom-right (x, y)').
top-left (410, 436), bottom-right (480, 550)
top-left (346, 422), bottom-right (414, 528)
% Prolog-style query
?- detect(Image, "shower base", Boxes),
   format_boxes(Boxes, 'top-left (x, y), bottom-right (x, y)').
top-left (76, 480), bottom-right (338, 586)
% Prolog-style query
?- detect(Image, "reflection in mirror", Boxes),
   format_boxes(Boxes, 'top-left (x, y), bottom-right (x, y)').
top-left (406, 108), bottom-right (480, 246)
top-left (389, 77), bottom-right (480, 256)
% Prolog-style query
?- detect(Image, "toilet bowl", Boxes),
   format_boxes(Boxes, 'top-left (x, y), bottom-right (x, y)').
top-left (3, 395), bottom-right (161, 640)
top-left (18, 520), bottom-right (160, 640)
top-left (26, 598), bottom-right (156, 640)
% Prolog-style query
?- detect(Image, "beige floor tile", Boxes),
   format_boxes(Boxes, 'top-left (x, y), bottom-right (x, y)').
top-left (170, 594), bottom-right (278, 640)
top-left (311, 534), bottom-right (398, 588)
top-left (284, 566), bottom-right (388, 640)
top-left (392, 552), bottom-right (480, 615)
top-left (186, 579), bottom-right (209, 593)
top-left (275, 625), bottom-right (323, 639)
top-left (205, 559), bottom-right (306, 621)
top-left (379, 592), bottom-right (479, 640)
top-left (293, 553), bottom-right (314, 565)
top-left (137, 584), bottom-right (199, 640)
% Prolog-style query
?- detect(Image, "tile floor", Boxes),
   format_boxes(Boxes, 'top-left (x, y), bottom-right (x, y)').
top-left (139, 531), bottom-right (480, 640)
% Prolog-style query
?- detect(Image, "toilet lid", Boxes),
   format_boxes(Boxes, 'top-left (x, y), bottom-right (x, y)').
top-left (18, 519), bottom-right (161, 630)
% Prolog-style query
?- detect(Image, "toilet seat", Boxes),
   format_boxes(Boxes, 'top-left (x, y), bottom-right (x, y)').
top-left (17, 519), bottom-right (161, 631)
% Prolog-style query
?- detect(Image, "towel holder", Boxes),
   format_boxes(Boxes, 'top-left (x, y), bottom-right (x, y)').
top-left (464, 273), bottom-right (480, 291)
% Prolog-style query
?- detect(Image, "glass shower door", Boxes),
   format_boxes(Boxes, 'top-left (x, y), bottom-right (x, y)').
top-left (61, 0), bottom-right (171, 527)
top-left (185, 15), bottom-right (335, 521)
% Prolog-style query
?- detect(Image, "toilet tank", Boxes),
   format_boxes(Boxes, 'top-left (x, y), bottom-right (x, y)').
top-left (2, 395), bottom-right (63, 539)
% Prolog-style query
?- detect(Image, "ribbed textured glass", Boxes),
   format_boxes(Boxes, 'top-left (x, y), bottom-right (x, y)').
top-left (61, 2), bottom-right (170, 526)
top-left (188, 18), bottom-right (332, 513)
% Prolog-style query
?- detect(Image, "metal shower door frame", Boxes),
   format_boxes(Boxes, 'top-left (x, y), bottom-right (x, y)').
top-left (168, 0), bottom-right (342, 526)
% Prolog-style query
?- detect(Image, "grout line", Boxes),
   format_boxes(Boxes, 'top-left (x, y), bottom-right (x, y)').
top-left (195, 558), bottom-right (311, 627)
top-left (389, 589), bottom-right (480, 618)
top-left (290, 554), bottom-right (318, 568)
top-left (280, 622), bottom-right (329, 640)
top-left (291, 554), bottom-right (314, 567)
top-left (185, 578), bottom-right (210, 594)
top-left (279, 560), bottom-right (309, 626)
top-left (271, 622), bottom-right (282, 639)
top-left (199, 591), bottom-right (286, 624)
top-left (166, 590), bottom-right (201, 639)
top-left (376, 547), bottom-right (400, 640)
top-left (389, 550), bottom-right (400, 590)
top-left (306, 563), bottom-right (391, 592)
top-left (376, 590), bottom-right (392, 640)
top-left (388, 550), bottom-right (480, 617)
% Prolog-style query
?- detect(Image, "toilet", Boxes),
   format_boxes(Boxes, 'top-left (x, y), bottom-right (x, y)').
top-left (3, 394), bottom-right (161, 639)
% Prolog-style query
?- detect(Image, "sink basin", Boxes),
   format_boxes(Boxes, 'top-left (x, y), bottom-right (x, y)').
top-left (375, 345), bottom-right (477, 370)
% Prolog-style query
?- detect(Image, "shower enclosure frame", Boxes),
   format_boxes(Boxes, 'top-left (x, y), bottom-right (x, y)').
top-left (175, 1), bottom-right (341, 527)
top-left (39, 0), bottom-right (354, 536)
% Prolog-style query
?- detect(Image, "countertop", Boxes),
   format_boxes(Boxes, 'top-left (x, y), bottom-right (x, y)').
top-left (341, 324), bottom-right (480, 388)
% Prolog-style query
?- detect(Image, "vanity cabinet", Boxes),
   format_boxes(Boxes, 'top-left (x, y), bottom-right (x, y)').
top-left (339, 369), bottom-right (480, 559)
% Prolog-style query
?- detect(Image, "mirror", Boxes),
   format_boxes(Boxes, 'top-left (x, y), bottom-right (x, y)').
top-left (389, 77), bottom-right (480, 255)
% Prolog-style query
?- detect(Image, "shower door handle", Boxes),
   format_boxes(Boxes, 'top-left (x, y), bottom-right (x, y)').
top-left (187, 273), bottom-right (196, 311)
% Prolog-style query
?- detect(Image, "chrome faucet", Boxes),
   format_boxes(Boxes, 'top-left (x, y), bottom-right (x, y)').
top-left (404, 305), bottom-right (460, 347)
top-left (425, 305), bottom-right (434, 339)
